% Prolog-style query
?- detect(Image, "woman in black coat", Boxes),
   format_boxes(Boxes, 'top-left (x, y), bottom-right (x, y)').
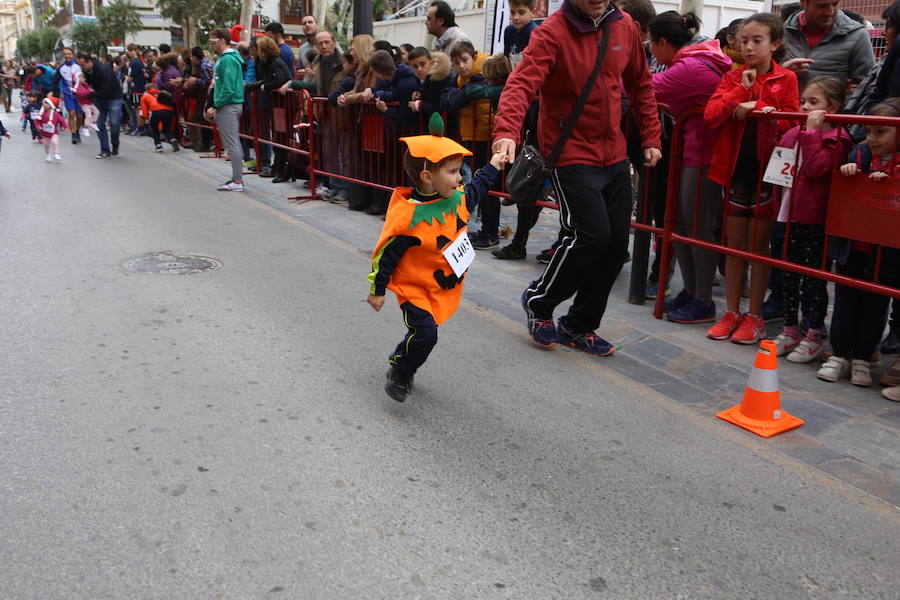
top-left (251, 37), bottom-right (293, 182)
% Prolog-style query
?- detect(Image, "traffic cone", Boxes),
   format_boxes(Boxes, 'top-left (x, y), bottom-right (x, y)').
top-left (717, 339), bottom-right (804, 438)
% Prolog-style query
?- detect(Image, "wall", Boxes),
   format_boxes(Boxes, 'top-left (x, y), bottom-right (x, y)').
top-left (373, 9), bottom-right (486, 50)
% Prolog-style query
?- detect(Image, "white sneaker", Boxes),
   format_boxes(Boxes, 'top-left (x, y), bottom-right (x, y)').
top-left (850, 359), bottom-right (872, 387)
top-left (80, 127), bottom-right (90, 137)
top-left (817, 356), bottom-right (850, 382)
top-left (53, 153), bottom-right (62, 161)
top-left (90, 123), bottom-right (99, 131)
top-left (154, 145), bottom-right (163, 153)
top-left (216, 180), bottom-right (244, 192)
top-left (773, 332), bottom-right (801, 356)
top-left (329, 192), bottom-right (349, 204)
top-left (315, 185), bottom-right (333, 199)
top-left (45, 153), bottom-right (53, 162)
top-left (787, 338), bottom-right (824, 363)
top-left (882, 386), bottom-right (900, 402)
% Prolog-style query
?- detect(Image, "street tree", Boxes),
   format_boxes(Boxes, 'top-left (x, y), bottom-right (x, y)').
top-left (157, 0), bottom-right (243, 48)
top-left (97, 0), bottom-right (144, 47)
top-left (72, 21), bottom-right (107, 57)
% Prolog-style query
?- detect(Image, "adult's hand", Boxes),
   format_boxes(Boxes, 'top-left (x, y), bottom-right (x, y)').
top-left (492, 137), bottom-right (516, 164)
top-left (782, 58), bottom-right (814, 75)
top-left (732, 101), bottom-right (757, 120)
top-left (204, 106), bottom-right (217, 122)
top-left (278, 81), bottom-right (290, 94)
top-left (643, 147), bottom-right (662, 167)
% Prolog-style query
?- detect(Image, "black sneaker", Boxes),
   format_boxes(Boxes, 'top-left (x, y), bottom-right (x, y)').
top-left (470, 230), bottom-right (499, 250)
top-left (111, 149), bottom-right (119, 156)
top-left (492, 243), bottom-right (526, 260)
top-left (385, 366), bottom-right (413, 402)
top-left (536, 247), bottom-right (555, 264)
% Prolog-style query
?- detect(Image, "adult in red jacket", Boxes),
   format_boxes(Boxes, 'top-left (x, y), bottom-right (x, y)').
top-left (493, 0), bottom-right (662, 355)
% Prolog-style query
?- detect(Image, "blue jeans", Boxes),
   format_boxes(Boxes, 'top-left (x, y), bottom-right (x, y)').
top-left (95, 98), bottom-right (122, 155)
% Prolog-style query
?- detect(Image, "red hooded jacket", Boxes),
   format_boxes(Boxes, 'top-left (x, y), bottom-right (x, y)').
top-left (492, 0), bottom-right (661, 168)
top-left (704, 61), bottom-right (800, 186)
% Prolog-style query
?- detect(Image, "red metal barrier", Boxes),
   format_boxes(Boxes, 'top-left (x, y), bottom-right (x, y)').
top-left (652, 108), bottom-right (900, 320)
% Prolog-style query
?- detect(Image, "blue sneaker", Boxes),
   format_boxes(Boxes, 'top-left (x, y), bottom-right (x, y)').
top-left (663, 289), bottom-right (693, 313)
top-left (668, 296), bottom-right (717, 324)
top-left (645, 281), bottom-right (671, 299)
top-left (521, 289), bottom-right (558, 347)
top-left (761, 296), bottom-right (783, 322)
top-left (557, 315), bottom-right (615, 356)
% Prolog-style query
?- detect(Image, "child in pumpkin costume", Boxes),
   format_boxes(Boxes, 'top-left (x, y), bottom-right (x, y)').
top-left (368, 114), bottom-right (505, 402)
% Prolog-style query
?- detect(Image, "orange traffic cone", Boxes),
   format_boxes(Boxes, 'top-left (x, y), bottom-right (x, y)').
top-left (717, 339), bottom-right (804, 437)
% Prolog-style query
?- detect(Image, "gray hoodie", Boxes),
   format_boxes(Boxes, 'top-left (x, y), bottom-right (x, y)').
top-left (784, 10), bottom-right (875, 87)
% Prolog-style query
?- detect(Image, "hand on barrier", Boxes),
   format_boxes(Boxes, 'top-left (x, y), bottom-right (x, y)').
top-left (411, 91), bottom-right (421, 101)
top-left (337, 94), bottom-right (347, 106)
top-left (278, 81), bottom-right (290, 94)
top-left (492, 138), bottom-right (516, 164)
top-left (643, 147), bottom-right (662, 167)
top-left (362, 88), bottom-right (374, 103)
top-left (805, 109), bottom-right (826, 130)
top-left (367, 294), bottom-right (385, 312)
top-left (375, 99), bottom-right (388, 113)
top-left (733, 101), bottom-right (757, 120)
top-left (869, 171), bottom-right (891, 182)
top-left (408, 100), bottom-right (420, 112)
top-left (840, 163), bottom-right (859, 176)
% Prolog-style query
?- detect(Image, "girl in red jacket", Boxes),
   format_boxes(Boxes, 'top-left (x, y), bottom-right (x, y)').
top-left (770, 77), bottom-right (850, 362)
top-left (37, 96), bottom-right (68, 162)
top-left (703, 12), bottom-right (799, 345)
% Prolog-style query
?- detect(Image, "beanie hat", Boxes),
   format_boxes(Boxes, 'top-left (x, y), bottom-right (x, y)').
top-left (230, 24), bottom-right (245, 45)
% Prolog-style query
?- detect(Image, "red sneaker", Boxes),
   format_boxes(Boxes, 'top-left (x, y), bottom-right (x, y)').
top-left (707, 311), bottom-right (742, 340)
top-left (731, 313), bottom-right (765, 345)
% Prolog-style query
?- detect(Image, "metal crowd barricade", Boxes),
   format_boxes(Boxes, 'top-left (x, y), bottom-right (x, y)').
top-left (652, 108), bottom-right (900, 320)
top-left (176, 87), bottom-right (221, 159)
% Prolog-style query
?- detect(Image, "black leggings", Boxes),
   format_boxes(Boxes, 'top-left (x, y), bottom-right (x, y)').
top-left (782, 223), bottom-right (828, 328)
top-left (149, 109), bottom-right (175, 145)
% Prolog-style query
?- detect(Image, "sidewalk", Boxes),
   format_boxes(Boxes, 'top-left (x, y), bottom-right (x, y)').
top-left (135, 138), bottom-right (900, 508)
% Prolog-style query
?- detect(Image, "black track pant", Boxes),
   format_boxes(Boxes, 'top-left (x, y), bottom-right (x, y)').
top-left (149, 109), bottom-right (175, 146)
top-left (389, 302), bottom-right (438, 376)
top-left (523, 161), bottom-right (632, 332)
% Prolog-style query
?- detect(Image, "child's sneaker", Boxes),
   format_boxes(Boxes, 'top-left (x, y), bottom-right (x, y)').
top-left (216, 180), bottom-right (244, 192)
top-left (45, 153), bottom-right (52, 162)
top-left (773, 326), bottom-right (801, 356)
top-left (817, 356), bottom-right (850, 382)
top-left (557, 315), bottom-right (615, 356)
top-left (850, 359), bottom-right (872, 387)
top-left (521, 289), bottom-right (557, 347)
top-left (663, 289), bottom-right (693, 313)
top-left (880, 357), bottom-right (900, 387)
top-left (536, 247), bottom-right (555, 264)
top-left (80, 126), bottom-right (90, 137)
top-left (90, 123), bottom-right (99, 131)
top-left (786, 335), bottom-right (824, 364)
top-left (882, 386), bottom-right (900, 402)
top-left (154, 144), bottom-right (163, 152)
top-left (469, 230), bottom-right (499, 250)
top-left (384, 366), bottom-right (413, 402)
top-left (53, 154), bottom-right (62, 161)
top-left (668, 296), bottom-right (716, 323)
top-left (707, 311), bottom-right (742, 340)
top-left (731, 313), bottom-right (765, 345)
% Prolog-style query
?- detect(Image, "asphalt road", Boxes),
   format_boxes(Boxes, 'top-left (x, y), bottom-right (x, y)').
top-left (1, 117), bottom-right (899, 599)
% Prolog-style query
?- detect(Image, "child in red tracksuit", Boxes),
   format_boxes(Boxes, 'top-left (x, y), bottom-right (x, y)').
top-left (37, 96), bottom-right (68, 162)
top-left (703, 12), bottom-right (799, 345)
top-left (770, 76), bottom-right (851, 363)
top-left (73, 74), bottom-right (99, 137)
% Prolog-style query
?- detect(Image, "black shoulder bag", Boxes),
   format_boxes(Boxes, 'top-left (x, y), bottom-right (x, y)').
top-left (505, 21), bottom-right (611, 206)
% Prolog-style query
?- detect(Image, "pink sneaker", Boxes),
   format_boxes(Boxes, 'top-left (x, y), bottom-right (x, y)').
top-left (707, 311), bottom-right (742, 340)
top-left (731, 313), bottom-right (765, 345)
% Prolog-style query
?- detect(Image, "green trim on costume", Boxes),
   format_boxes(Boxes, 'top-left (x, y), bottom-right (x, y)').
top-left (368, 236), bottom-right (396, 294)
top-left (409, 190), bottom-right (464, 229)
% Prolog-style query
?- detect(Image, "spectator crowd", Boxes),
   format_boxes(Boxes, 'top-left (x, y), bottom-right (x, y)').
top-left (1, 0), bottom-right (899, 403)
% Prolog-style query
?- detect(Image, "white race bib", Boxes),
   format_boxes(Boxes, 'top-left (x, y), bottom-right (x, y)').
top-left (41, 121), bottom-right (55, 133)
top-left (30, 110), bottom-right (40, 120)
top-left (763, 145), bottom-right (802, 188)
top-left (442, 229), bottom-right (476, 278)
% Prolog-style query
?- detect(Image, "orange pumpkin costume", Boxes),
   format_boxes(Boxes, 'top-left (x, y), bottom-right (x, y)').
top-left (368, 115), bottom-right (500, 381)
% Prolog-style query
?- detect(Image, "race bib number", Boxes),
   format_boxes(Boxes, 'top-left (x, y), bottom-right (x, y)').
top-left (763, 145), bottom-right (801, 188)
top-left (30, 110), bottom-right (40, 120)
top-left (41, 121), bottom-right (55, 133)
top-left (442, 229), bottom-right (475, 278)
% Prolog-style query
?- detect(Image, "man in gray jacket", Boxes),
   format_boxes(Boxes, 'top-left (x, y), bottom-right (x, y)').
top-left (782, 0), bottom-right (874, 88)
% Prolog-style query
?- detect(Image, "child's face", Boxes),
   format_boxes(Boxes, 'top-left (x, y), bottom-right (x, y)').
top-left (409, 56), bottom-right (434, 81)
top-left (800, 85), bottom-right (838, 113)
top-left (425, 156), bottom-right (463, 197)
top-left (509, 4), bottom-right (534, 30)
top-left (865, 125), bottom-right (898, 157)
top-left (410, 56), bottom-right (433, 81)
top-left (453, 52), bottom-right (475, 77)
top-left (740, 21), bottom-right (780, 69)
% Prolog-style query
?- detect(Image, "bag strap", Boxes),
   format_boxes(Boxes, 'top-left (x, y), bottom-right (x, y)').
top-left (546, 20), bottom-right (611, 170)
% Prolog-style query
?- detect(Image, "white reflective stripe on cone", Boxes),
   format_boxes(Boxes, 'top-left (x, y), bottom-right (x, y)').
top-left (746, 368), bottom-right (779, 394)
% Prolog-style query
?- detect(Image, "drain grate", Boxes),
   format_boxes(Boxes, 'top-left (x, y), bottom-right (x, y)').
top-left (122, 251), bottom-right (222, 274)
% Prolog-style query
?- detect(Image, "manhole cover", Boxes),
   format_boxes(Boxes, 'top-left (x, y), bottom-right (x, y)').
top-left (122, 251), bottom-right (222, 274)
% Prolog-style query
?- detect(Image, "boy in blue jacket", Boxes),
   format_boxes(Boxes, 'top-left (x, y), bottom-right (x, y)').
top-left (371, 50), bottom-right (420, 131)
